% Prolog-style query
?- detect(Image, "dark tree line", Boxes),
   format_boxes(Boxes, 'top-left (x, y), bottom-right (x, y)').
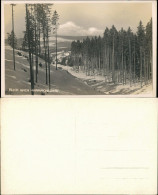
top-left (70, 19), bottom-right (152, 87)
top-left (24, 4), bottom-right (52, 93)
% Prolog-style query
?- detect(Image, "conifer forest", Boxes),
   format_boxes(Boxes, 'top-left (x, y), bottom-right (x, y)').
top-left (70, 20), bottom-right (152, 87)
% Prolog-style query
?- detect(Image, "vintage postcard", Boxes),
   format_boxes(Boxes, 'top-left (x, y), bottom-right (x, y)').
top-left (1, 1), bottom-right (157, 96)
top-left (1, 98), bottom-right (157, 194)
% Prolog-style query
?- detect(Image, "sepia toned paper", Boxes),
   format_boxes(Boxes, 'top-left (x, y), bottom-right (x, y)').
top-left (1, 1), bottom-right (157, 194)
top-left (1, 98), bottom-right (157, 194)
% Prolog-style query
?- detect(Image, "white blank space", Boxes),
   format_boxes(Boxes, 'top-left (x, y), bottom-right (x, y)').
top-left (1, 98), bottom-right (157, 194)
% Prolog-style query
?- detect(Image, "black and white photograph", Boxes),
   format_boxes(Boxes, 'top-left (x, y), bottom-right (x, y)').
top-left (2, 1), bottom-right (156, 95)
top-left (1, 2), bottom-right (157, 194)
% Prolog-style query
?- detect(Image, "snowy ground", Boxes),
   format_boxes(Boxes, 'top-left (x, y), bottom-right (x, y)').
top-left (54, 64), bottom-right (153, 95)
top-left (4, 46), bottom-right (103, 95)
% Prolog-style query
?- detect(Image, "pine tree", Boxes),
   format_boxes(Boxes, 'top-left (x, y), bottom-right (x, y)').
top-left (45, 4), bottom-right (53, 90)
top-left (69, 18), bottom-right (152, 87)
top-left (7, 31), bottom-right (17, 49)
top-left (137, 20), bottom-right (145, 87)
top-left (145, 18), bottom-right (152, 80)
top-left (52, 10), bottom-right (59, 70)
top-left (11, 4), bottom-right (16, 70)
top-left (25, 4), bottom-right (34, 95)
top-left (127, 27), bottom-right (132, 86)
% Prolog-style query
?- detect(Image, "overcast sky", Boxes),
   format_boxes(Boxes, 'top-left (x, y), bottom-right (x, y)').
top-left (4, 2), bottom-right (152, 38)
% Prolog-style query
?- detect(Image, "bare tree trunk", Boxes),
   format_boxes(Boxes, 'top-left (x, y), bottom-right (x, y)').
top-left (56, 28), bottom-right (58, 70)
top-left (26, 5), bottom-right (34, 95)
top-left (121, 42), bottom-right (124, 84)
top-left (48, 35), bottom-right (51, 90)
top-left (11, 4), bottom-right (16, 71)
top-left (117, 54), bottom-right (120, 83)
top-left (129, 38), bottom-right (132, 86)
top-left (124, 55), bottom-right (127, 85)
top-left (104, 48), bottom-right (106, 77)
top-left (107, 46), bottom-right (110, 82)
top-left (146, 56), bottom-right (149, 83)
top-left (43, 33), bottom-right (48, 85)
top-left (112, 36), bottom-right (115, 83)
top-left (92, 55), bottom-right (95, 76)
top-left (140, 47), bottom-right (142, 88)
top-left (144, 51), bottom-right (147, 85)
top-left (108, 47), bottom-right (111, 82)
top-left (98, 52), bottom-right (101, 74)
top-left (133, 44), bottom-right (136, 84)
top-left (35, 19), bottom-right (38, 83)
top-left (150, 49), bottom-right (152, 80)
top-left (38, 23), bottom-right (41, 56)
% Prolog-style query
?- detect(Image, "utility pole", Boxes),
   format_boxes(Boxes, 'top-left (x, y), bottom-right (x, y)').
top-left (11, 4), bottom-right (16, 70)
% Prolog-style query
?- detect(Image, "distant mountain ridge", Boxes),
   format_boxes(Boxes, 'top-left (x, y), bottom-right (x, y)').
top-left (5, 35), bottom-right (96, 52)
top-left (58, 35), bottom-right (94, 41)
top-left (5, 35), bottom-right (95, 43)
